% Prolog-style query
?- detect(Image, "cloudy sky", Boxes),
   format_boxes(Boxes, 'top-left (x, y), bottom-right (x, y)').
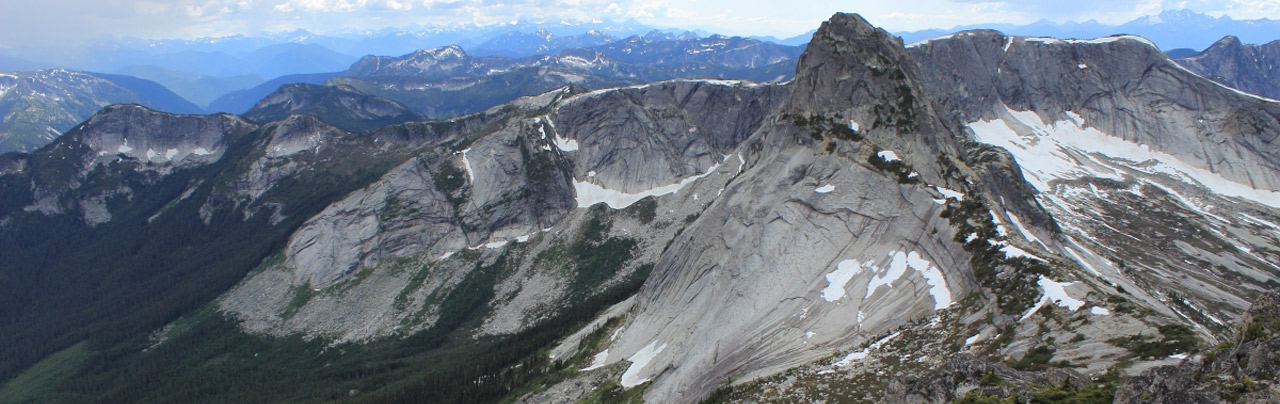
top-left (3, 0), bottom-right (1278, 45)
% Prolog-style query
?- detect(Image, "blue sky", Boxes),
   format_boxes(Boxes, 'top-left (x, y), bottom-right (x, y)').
top-left (3, 0), bottom-right (1279, 45)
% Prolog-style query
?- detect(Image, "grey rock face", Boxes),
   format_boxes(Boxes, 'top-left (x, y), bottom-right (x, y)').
top-left (72, 104), bottom-right (256, 172)
top-left (907, 30), bottom-right (1280, 193)
top-left (8, 104), bottom-right (256, 222)
top-left (597, 14), bottom-right (989, 403)
top-left (207, 13), bottom-right (1279, 404)
top-left (907, 30), bottom-right (1280, 337)
top-left (276, 79), bottom-right (787, 288)
top-left (551, 80), bottom-right (790, 193)
top-left (245, 83), bottom-right (421, 133)
top-left (1177, 36), bottom-right (1280, 101)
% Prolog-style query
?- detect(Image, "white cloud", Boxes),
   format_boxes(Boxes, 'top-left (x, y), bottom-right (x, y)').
top-left (2, 0), bottom-right (1280, 50)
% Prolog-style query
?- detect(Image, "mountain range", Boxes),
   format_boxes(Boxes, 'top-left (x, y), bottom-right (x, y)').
top-left (897, 9), bottom-right (1280, 51)
top-left (1, 11), bottom-right (1280, 404)
top-left (0, 69), bottom-right (201, 153)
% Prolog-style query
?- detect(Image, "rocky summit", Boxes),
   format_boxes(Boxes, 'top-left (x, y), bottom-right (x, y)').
top-left (0, 12), bottom-right (1277, 404)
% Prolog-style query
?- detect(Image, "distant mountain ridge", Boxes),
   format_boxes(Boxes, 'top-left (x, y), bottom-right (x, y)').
top-left (895, 9), bottom-right (1280, 51)
top-left (1174, 35), bottom-right (1280, 100)
top-left (0, 69), bottom-right (201, 153)
top-left (333, 36), bottom-right (802, 118)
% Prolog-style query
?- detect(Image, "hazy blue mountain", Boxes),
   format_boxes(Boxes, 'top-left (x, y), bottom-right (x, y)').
top-left (84, 73), bottom-right (204, 114)
top-left (1164, 48), bottom-right (1199, 58)
top-left (113, 65), bottom-right (264, 108)
top-left (205, 72), bottom-right (343, 114)
top-left (895, 9), bottom-right (1280, 50)
top-left (469, 29), bottom-right (618, 57)
top-left (591, 35), bottom-right (803, 68)
top-left (0, 69), bottom-right (201, 153)
top-left (0, 54), bottom-right (52, 72)
top-left (219, 43), bottom-right (358, 78)
top-left (751, 29), bottom-right (816, 46)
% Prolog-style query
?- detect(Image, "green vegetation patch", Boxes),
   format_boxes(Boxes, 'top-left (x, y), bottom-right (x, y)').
top-left (1107, 324), bottom-right (1200, 359)
top-left (0, 341), bottom-right (91, 404)
top-left (576, 380), bottom-right (649, 404)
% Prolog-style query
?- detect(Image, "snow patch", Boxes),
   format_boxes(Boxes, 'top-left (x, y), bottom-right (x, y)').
top-left (1006, 212), bottom-right (1046, 248)
top-left (834, 331), bottom-right (900, 367)
top-left (815, 184), bottom-right (835, 194)
top-left (866, 251), bottom-right (910, 298)
top-left (969, 104), bottom-right (1280, 209)
top-left (117, 139), bottom-right (133, 154)
top-left (848, 120), bottom-right (860, 132)
top-left (905, 34), bottom-right (954, 48)
top-left (920, 266), bottom-right (953, 309)
top-left (865, 251), bottom-right (952, 309)
top-left (581, 349), bottom-right (609, 371)
top-left (935, 187), bottom-right (964, 200)
top-left (965, 334), bottom-right (983, 346)
top-left (1020, 276), bottom-right (1085, 320)
top-left (574, 160), bottom-right (721, 209)
top-left (1091, 307), bottom-right (1110, 315)
top-left (1025, 35), bottom-right (1157, 48)
top-left (876, 150), bottom-right (900, 162)
top-left (460, 149), bottom-right (475, 183)
top-left (1000, 244), bottom-right (1041, 260)
top-left (192, 147), bottom-right (212, 156)
top-left (1240, 213), bottom-right (1280, 230)
top-left (554, 134), bottom-right (579, 152)
top-left (165, 148), bottom-right (179, 160)
top-left (620, 341), bottom-right (666, 387)
top-left (822, 259), bottom-right (867, 301)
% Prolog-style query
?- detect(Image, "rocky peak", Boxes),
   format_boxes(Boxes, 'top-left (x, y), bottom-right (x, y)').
top-left (1177, 35), bottom-right (1280, 100)
top-left (783, 13), bottom-right (958, 184)
top-left (245, 83), bottom-right (420, 133)
top-left (1208, 35), bottom-right (1244, 50)
top-left (72, 104), bottom-right (256, 170)
top-left (787, 13), bottom-right (934, 123)
top-left (262, 114), bottom-right (348, 158)
top-left (345, 45), bottom-right (476, 77)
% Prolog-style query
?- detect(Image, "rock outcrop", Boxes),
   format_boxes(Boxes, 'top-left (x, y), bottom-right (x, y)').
top-left (885, 354), bottom-right (1089, 403)
top-left (1116, 290), bottom-right (1280, 403)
